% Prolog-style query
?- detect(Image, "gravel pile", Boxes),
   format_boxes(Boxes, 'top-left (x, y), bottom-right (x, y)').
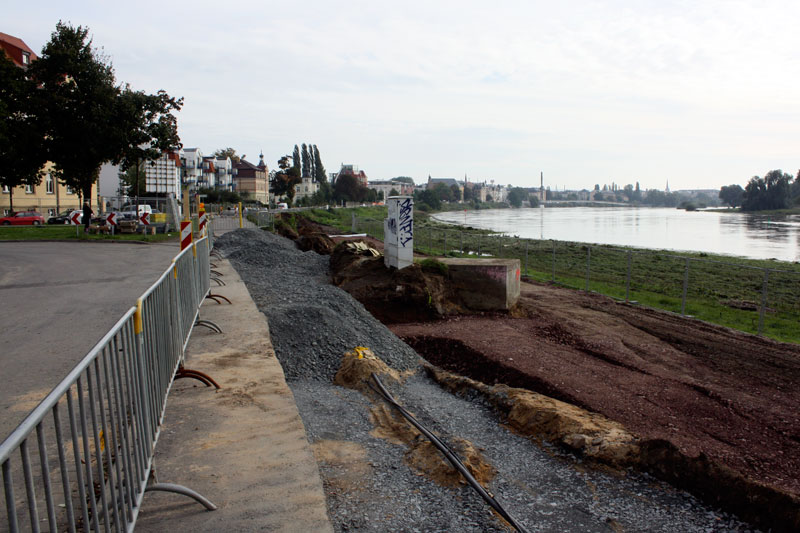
top-left (215, 229), bottom-right (757, 533)
top-left (216, 229), bottom-right (420, 381)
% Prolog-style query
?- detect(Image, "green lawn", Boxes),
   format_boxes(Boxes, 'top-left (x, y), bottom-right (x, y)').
top-left (0, 225), bottom-right (176, 243)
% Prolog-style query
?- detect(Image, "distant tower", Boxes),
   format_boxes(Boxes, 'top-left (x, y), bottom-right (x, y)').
top-left (540, 171), bottom-right (544, 201)
top-left (257, 151), bottom-right (266, 169)
top-left (665, 180), bottom-right (670, 193)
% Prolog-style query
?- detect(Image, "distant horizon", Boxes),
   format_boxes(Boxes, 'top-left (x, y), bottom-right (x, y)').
top-left (15, 1), bottom-right (798, 193)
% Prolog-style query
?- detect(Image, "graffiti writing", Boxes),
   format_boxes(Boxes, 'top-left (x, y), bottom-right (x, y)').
top-left (398, 198), bottom-right (413, 247)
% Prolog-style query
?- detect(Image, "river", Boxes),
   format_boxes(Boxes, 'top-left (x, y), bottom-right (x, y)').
top-left (432, 207), bottom-right (800, 262)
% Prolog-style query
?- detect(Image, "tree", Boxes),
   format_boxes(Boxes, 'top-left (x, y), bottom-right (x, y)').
top-left (741, 170), bottom-right (793, 211)
top-left (118, 161), bottom-right (145, 196)
top-left (292, 145), bottom-right (300, 173)
top-left (507, 187), bottom-right (528, 207)
top-left (213, 147), bottom-right (239, 163)
top-left (719, 184), bottom-right (744, 208)
top-left (450, 184), bottom-right (462, 202)
top-left (389, 188), bottom-right (399, 197)
top-left (31, 22), bottom-right (122, 207)
top-left (0, 52), bottom-right (47, 212)
top-left (463, 186), bottom-right (474, 202)
top-left (392, 176), bottom-right (414, 185)
top-left (332, 173), bottom-right (365, 202)
top-left (414, 188), bottom-right (441, 210)
top-left (111, 87), bottom-right (182, 197)
top-left (271, 165), bottom-right (301, 204)
top-left (301, 143), bottom-right (311, 178)
top-left (313, 145), bottom-right (327, 183)
top-left (31, 22), bottom-right (181, 208)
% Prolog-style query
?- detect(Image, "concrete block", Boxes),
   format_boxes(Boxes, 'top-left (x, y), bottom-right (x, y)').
top-left (439, 258), bottom-right (521, 311)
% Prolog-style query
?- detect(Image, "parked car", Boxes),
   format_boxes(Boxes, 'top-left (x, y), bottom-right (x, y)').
top-left (0, 211), bottom-right (46, 225)
top-left (47, 209), bottom-right (82, 225)
top-left (119, 204), bottom-right (153, 220)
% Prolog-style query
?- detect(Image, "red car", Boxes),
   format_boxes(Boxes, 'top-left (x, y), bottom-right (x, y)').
top-left (0, 211), bottom-right (46, 225)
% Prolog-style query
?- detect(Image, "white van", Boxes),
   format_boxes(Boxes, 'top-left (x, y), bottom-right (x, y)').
top-left (120, 204), bottom-right (153, 219)
top-left (277, 202), bottom-right (288, 210)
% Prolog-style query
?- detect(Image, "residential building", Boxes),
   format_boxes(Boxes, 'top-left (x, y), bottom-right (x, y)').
top-left (180, 148), bottom-right (204, 190)
top-left (233, 154), bottom-right (269, 205)
top-left (294, 174), bottom-right (319, 201)
top-left (201, 157), bottom-right (217, 188)
top-left (0, 33), bottom-right (98, 216)
top-left (0, 31), bottom-right (36, 68)
top-left (1, 163), bottom-right (97, 216)
top-left (214, 157), bottom-right (233, 190)
top-left (337, 164), bottom-right (368, 187)
top-left (367, 180), bottom-right (414, 199)
top-left (144, 151), bottom-right (182, 194)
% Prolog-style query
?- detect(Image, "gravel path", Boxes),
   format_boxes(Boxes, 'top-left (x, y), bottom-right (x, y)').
top-left (215, 229), bottom-right (756, 532)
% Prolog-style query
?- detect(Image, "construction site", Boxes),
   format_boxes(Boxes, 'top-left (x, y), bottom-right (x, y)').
top-left (172, 208), bottom-right (800, 533)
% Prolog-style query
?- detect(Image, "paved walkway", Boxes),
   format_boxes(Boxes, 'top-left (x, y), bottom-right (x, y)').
top-left (0, 241), bottom-right (179, 441)
top-left (135, 257), bottom-right (333, 532)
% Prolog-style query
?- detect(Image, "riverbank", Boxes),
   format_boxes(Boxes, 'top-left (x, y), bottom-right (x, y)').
top-left (215, 228), bottom-right (762, 532)
top-left (297, 208), bottom-right (800, 343)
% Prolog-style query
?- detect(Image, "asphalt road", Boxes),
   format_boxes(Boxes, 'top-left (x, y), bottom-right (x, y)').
top-left (0, 241), bottom-right (180, 442)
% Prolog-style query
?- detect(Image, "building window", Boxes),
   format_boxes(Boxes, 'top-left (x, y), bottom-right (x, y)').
top-left (48, 208), bottom-right (55, 216)
top-left (66, 185), bottom-right (74, 195)
top-left (2, 185), bottom-right (8, 194)
top-left (22, 53), bottom-right (30, 65)
top-left (46, 173), bottom-right (54, 194)
top-left (25, 184), bottom-right (34, 194)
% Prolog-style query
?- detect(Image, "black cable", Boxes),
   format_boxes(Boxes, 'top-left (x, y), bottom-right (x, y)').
top-left (369, 373), bottom-right (530, 533)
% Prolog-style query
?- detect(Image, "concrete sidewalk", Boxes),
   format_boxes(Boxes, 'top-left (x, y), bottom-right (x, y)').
top-left (136, 258), bottom-right (333, 532)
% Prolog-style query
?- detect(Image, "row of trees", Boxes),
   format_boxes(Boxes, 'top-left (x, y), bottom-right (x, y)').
top-left (0, 22), bottom-right (182, 209)
top-left (271, 143), bottom-right (330, 205)
top-left (719, 170), bottom-right (800, 211)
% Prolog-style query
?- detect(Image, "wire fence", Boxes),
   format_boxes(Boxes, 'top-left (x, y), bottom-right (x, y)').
top-left (354, 217), bottom-right (800, 342)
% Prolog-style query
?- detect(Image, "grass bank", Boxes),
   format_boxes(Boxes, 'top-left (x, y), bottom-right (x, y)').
top-left (300, 207), bottom-right (800, 344)
top-left (0, 225), bottom-right (176, 243)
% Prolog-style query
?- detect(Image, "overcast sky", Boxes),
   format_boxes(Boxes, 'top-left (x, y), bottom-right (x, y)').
top-left (6, 1), bottom-right (800, 191)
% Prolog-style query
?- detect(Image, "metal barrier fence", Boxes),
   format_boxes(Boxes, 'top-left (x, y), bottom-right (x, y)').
top-left (354, 217), bottom-right (800, 342)
top-left (1, 236), bottom-right (215, 531)
top-left (206, 214), bottom-right (259, 234)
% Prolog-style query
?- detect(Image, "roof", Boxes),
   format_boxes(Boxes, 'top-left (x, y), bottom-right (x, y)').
top-left (235, 159), bottom-right (259, 171)
top-left (0, 32), bottom-right (37, 67)
top-left (428, 178), bottom-right (461, 188)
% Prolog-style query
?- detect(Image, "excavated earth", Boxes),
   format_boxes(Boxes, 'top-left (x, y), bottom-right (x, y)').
top-left (220, 221), bottom-right (799, 531)
top-left (323, 233), bottom-right (800, 532)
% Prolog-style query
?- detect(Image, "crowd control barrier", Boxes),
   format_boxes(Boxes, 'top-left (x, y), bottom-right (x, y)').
top-left (1, 236), bottom-right (217, 532)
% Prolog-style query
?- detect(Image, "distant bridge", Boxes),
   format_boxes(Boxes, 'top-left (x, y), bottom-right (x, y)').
top-left (539, 200), bottom-right (630, 207)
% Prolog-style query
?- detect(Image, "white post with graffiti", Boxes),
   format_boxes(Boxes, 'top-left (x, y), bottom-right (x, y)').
top-left (384, 196), bottom-right (414, 269)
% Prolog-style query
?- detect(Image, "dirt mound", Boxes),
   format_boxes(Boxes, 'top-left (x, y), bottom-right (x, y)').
top-left (392, 279), bottom-right (800, 533)
top-left (334, 348), bottom-right (495, 488)
top-left (334, 346), bottom-right (402, 395)
top-left (330, 243), bottom-right (459, 323)
top-left (426, 365), bottom-right (640, 467)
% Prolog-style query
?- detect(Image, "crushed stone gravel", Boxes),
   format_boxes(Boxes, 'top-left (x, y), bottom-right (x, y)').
top-left (215, 228), bottom-right (757, 533)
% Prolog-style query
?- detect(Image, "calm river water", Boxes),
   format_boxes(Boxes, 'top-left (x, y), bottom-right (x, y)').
top-left (432, 207), bottom-right (800, 262)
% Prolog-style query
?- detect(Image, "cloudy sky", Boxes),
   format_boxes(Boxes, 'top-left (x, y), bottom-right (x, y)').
top-left (6, 0), bottom-right (800, 191)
